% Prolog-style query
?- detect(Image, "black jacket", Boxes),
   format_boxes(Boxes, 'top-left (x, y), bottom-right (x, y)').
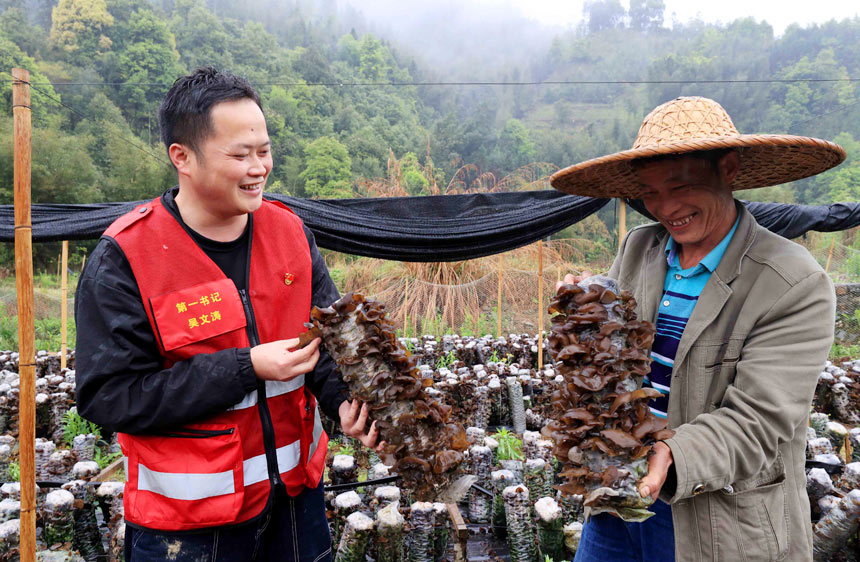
top-left (74, 190), bottom-right (349, 434)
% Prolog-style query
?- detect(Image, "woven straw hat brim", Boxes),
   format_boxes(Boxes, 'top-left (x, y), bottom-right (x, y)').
top-left (550, 134), bottom-right (846, 199)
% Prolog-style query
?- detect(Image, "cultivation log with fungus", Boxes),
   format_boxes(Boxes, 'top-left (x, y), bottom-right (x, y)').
top-left (307, 293), bottom-right (469, 500)
top-left (543, 276), bottom-right (674, 521)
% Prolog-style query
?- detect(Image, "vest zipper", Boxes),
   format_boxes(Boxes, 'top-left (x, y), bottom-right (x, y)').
top-left (239, 287), bottom-right (283, 489)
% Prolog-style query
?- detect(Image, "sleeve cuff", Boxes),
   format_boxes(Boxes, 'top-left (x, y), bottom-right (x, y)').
top-left (236, 347), bottom-right (258, 393)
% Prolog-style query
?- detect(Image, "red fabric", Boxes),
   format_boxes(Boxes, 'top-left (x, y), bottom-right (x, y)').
top-left (109, 197), bottom-right (326, 530)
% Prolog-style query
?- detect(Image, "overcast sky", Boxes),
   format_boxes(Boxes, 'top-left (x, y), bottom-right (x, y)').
top-left (473, 0), bottom-right (859, 35)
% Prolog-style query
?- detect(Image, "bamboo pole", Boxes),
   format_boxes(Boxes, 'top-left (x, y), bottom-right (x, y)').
top-left (60, 240), bottom-right (68, 370)
top-left (13, 66), bottom-right (36, 562)
top-left (81, 251), bottom-right (87, 272)
top-left (825, 237), bottom-right (836, 273)
top-left (618, 198), bottom-right (627, 243)
top-left (497, 253), bottom-right (503, 338)
top-left (537, 240), bottom-right (544, 370)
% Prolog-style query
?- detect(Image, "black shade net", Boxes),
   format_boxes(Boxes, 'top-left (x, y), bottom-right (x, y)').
top-left (625, 198), bottom-right (860, 240)
top-left (2, 191), bottom-right (860, 261)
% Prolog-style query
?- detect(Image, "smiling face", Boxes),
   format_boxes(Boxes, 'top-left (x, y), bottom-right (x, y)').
top-left (636, 152), bottom-right (740, 264)
top-left (175, 97), bottom-right (273, 225)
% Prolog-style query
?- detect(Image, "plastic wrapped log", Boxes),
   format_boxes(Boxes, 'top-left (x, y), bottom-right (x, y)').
top-left (839, 462), bottom-right (860, 491)
top-left (808, 437), bottom-right (834, 458)
top-left (432, 502), bottom-right (450, 562)
top-left (544, 276), bottom-right (672, 522)
top-left (335, 511), bottom-right (374, 562)
top-left (72, 434), bottom-right (97, 463)
top-left (488, 377), bottom-right (509, 427)
top-left (522, 431), bottom-right (541, 460)
top-left (809, 413), bottom-right (829, 435)
top-left (370, 463), bottom-right (392, 480)
top-left (524, 459), bottom-right (547, 516)
top-left (375, 501), bottom-right (405, 562)
top-left (831, 383), bottom-right (860, 424)
top-left (507, 377), bottom-right (527, 434)
top-left (45, 450), bottom-right (75, 480)
top-left (818, 495), bottom-right (841, 517)
top-left (468, 446), bottom-right (493, 523)
top-left (407, 502), bottom-right (434, 562)
top-left (333, 491), bottom-right (362, 547)
top-left (535, 497), bottom-right (564, 562)
top-left (331, 454), bottom-right (357, 486)
top-left (806, 468), bottom-right (835, 503)
top-left (372, 486), bottom-right (401, 516)
top-left (0, 519), bottom-right (19, 560)
top-left (824, 422), bottom-right (848, 451)
top-left (559, 492), bottom-right (584, 524)
top-left (473, 386), bottom-right (490, 430)
top-left (96, 481), bottom-right (125, 561)
top-left (491, 469), bottom-right (516, 537)
top-left (0, 444), bottom-right (10, 482)
top-left (502, 485), bottom-right (536, 562)
top-left (0, 498), bottom-right (19, 524)
top-left (35, 438), bottom-right (56, 480)
top-left (536, 440), bottom-right (557, 498)
top-left (812, 489), bottom-right (860, 561)
top-left (466, 427), bottom-right (485, 447)
top-left (308, 293), bottom-right (468, 501)
top-left (42, 489), bottom-right (75, 547)
top-left (525, 409), bottom-right (544, 432)
top-left (563, 521), bottom-right (583, 556)
top-left (35, 392), bottom-right (52, 439)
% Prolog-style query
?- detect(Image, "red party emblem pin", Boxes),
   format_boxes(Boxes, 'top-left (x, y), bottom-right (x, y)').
top-left (284, 272), bottom-right (295, 286)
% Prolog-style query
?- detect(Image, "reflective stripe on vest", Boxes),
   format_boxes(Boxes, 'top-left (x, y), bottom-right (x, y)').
top-left (139, 464), bottom-right (236, 501)
top-left (131, 404), bottom-right (326, 500)
top-left (228, 377), bottom-right (306, 412)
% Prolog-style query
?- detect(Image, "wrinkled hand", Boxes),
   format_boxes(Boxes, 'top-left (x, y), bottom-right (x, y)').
top-left (555, 270), bottom-right (594, 291)
top-left (639, 441), bottom-right (673, 500)
top-left (339, 399), bottom-right (384, 451)
top-left (250, 337), bottom-right (320, 382)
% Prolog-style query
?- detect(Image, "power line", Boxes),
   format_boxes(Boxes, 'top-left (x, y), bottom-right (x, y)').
top-left (4, 77), bottom-right (860, 88)
top-left (4, 72), bottom-right (170, 167)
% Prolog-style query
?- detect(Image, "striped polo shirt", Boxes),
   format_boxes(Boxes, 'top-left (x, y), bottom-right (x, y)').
top-left (645, 217), bottom-right (740, 418)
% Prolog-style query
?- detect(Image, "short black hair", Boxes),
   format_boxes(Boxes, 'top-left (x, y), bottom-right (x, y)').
top-left (158, 67), bottom-right (262, 155)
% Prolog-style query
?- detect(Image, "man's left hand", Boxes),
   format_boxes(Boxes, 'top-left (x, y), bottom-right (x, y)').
top-left (338, 399), bottom-right (382, 451)
top-left (639, 441), bottom-right (673, 500)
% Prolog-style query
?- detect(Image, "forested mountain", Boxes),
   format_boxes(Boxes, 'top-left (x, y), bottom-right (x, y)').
top-left (0, 0), bottom-right (859, 214)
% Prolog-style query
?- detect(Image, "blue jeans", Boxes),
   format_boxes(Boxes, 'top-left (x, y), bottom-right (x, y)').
top-left (574, 499), bottom-right (675, 562)
top-left (125, 482), bottom-right (332, 562)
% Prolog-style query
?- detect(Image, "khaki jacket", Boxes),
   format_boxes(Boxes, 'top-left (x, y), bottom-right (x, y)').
top-left (608, 204), bottom-right (835, 562)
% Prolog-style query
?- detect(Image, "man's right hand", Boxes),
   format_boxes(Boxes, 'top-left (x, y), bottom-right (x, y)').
top-left (250, 337), bottom-right (321, 381)
top-left (555, 270), bottom-right (594, 291)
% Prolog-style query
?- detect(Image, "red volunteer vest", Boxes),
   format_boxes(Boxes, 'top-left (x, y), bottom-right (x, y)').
top-left (106, 197), bottom-right (328, 531)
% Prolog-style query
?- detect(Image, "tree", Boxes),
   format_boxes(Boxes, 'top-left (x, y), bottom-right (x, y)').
top-left (49, 0), bottom-right (114, 64)
top-left (629, 0), bottom-right (664, 31)
top-left (300, 137), bottom-right (352, 199)
top-left (583, 0), bottom-right (626, 33)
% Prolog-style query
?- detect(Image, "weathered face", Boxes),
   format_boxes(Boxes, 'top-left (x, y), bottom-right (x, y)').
top-left (637, 153), bottom-right (738, 255)
top-left (185, 98), bottom-right (272, 219)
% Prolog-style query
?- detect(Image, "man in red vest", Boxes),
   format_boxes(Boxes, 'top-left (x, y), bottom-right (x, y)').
top-left (74, 67), bottom-right (376, 561)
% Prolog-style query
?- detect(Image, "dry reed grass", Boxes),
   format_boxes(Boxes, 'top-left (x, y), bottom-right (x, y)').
top-left (335, 154), bottom-right (612, 336)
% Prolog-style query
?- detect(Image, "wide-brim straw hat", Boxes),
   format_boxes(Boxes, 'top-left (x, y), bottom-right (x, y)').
top-left (550, 96), bottom-right (846, 198)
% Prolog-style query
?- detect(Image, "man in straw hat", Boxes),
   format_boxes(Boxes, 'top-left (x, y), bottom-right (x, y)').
top-left (551, 96), bottom-right (845, 561)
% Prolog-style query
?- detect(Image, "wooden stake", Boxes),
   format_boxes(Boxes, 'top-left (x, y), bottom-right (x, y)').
top-left (497, 253), bottom-right (503, 338)
top-left (825, 237), bottom-right (835, 273)
top-left (13, 66), bottom-right (36, 562)
top-left (618, 198), bottom-right (627, 244)
top-left (402, 278), bottom-right (409, 337)
top-left (60, 240), bottom-right (68, 369)
top-left (81, 251), bottom-right (87, 273)
top-left (538, 240), bottom-right (544, 370)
